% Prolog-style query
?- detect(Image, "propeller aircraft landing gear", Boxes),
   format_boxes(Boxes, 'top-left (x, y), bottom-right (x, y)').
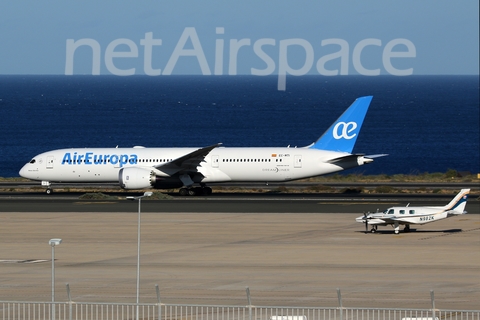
top-left (394, 222), bottom-right (400, 234)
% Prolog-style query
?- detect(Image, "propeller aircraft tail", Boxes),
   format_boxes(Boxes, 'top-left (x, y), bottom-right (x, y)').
top-left (442, 188), bottom-right (470, 214)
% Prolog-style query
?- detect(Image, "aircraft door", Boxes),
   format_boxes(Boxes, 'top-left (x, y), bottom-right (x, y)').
top-left (211, 155), bottom-right (219, 168)
top-left (294, 155), bottom-right (302, 168)
top-left (46, 156), bottom-right (54, 169)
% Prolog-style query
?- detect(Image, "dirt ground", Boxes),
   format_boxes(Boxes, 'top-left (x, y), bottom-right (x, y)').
top-left (1, 210), bottom-right (479, 310)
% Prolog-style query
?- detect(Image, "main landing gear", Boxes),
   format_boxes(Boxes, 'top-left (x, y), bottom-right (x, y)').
top-left (393, 223), bottom-right (411, 234)
top-left (178, 185), bottom-right (213, 196)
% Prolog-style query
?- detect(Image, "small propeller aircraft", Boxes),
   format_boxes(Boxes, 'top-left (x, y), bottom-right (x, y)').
top-left (356, 189), bottom-right (470, 234)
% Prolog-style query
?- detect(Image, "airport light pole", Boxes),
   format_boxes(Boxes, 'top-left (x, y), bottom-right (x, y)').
top-left (49, 238), bottom-right (62, 320)
top-left (126, 192), bottom-right (153, 320)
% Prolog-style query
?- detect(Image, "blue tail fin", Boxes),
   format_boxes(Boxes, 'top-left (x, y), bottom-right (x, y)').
top-left (309, 96), bottom-right (373, 153)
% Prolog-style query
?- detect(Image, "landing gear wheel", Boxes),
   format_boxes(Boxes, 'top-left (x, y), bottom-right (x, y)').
top-left (370, 225), bottom-right (377, 233)
top-left (46, 188), bottom-right (53, 195)
top-left (179, 186), bottom-right (213, 196)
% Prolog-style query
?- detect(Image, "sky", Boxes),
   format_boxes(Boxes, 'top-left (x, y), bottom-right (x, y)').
top-left (0, 1), bottom-right (478, 77)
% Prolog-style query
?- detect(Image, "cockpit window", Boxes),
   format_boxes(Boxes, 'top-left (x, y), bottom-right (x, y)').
top-left (387, 209), bottom-right (394, 214)
top-left (29, 159), bottom-right (36, 164)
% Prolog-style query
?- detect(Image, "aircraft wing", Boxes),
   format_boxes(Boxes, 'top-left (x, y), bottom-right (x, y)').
top-left (154, 143), bottom-right (222, 174)
top-left (358, 215), bottom-right (407, 225)
top-left (376, 215), bottom-right (430, 225)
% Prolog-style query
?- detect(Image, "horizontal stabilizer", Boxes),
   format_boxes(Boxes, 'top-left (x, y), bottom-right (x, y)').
top-left (326, 153), bottom-right (384, 165)
top-left (326, 154), bottom-right (363, 164)
top-left (365, 154), bottom-right (389, 159)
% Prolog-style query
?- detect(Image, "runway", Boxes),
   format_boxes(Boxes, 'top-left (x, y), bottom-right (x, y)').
top-left (0, 193), bottom-right (479, 310)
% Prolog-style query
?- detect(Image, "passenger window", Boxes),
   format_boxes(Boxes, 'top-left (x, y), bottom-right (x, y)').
top-left (400, 210), bottom-right (405, 214)
top-left (409, 210), bottom-right (415, 214)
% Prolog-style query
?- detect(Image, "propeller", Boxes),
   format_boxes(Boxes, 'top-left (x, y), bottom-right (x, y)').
top-left (363, 212), bottom-right (369, 233)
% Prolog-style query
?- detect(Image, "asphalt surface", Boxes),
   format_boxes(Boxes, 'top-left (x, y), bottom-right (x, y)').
top-left (0, 190), bottom-right (479, 310)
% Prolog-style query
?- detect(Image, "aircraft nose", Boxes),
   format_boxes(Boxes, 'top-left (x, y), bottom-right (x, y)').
top-left (19, 163), bottom-right (34, 179)
top-left (19, 164), bottom-right (28, 178)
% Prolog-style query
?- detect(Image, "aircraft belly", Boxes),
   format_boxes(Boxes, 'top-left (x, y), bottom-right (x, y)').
top-left (53, 165), bottom-right (119, 182)
top-left (216, 164), bottom-right (286, 182)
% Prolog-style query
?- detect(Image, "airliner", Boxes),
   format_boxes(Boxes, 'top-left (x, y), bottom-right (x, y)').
top-left (19, 96), bottom-right (386, 195)
top-left (356, 189), bottom-right (470, 234)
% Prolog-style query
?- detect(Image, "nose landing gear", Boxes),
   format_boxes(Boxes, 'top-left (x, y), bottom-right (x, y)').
top-left (42, 181), bottom-right (53, 195)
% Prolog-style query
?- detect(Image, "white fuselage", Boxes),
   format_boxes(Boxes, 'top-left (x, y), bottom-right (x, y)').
top-left (19, 96), bottom-right (381, 192)
top-left (19, 147), bottom-right (368, 186)
top-left (362, 207), bottom-right (451, 226)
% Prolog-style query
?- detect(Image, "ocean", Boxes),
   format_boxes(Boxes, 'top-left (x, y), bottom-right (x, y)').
top-left (0, 75), bottom-right (478, 178)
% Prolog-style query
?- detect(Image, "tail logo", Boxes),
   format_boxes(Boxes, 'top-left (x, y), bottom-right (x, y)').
top-left (333, 121), bottom-right (358, 140)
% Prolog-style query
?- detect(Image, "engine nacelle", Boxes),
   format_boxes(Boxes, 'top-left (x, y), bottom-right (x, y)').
top-left (119, 167), bottom-right (186, 189)
top-left (119, 167), bottom-right (154, 189)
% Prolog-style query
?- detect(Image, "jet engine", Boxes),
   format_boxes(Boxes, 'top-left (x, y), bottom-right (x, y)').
top-left (119, 167), bottom-right (155, 189)
top-left (119, 167), bottom-right (185, 189)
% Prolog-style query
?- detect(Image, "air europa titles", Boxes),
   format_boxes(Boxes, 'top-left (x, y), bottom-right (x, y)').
top-left (61, 152), bottom-right (138, 167)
